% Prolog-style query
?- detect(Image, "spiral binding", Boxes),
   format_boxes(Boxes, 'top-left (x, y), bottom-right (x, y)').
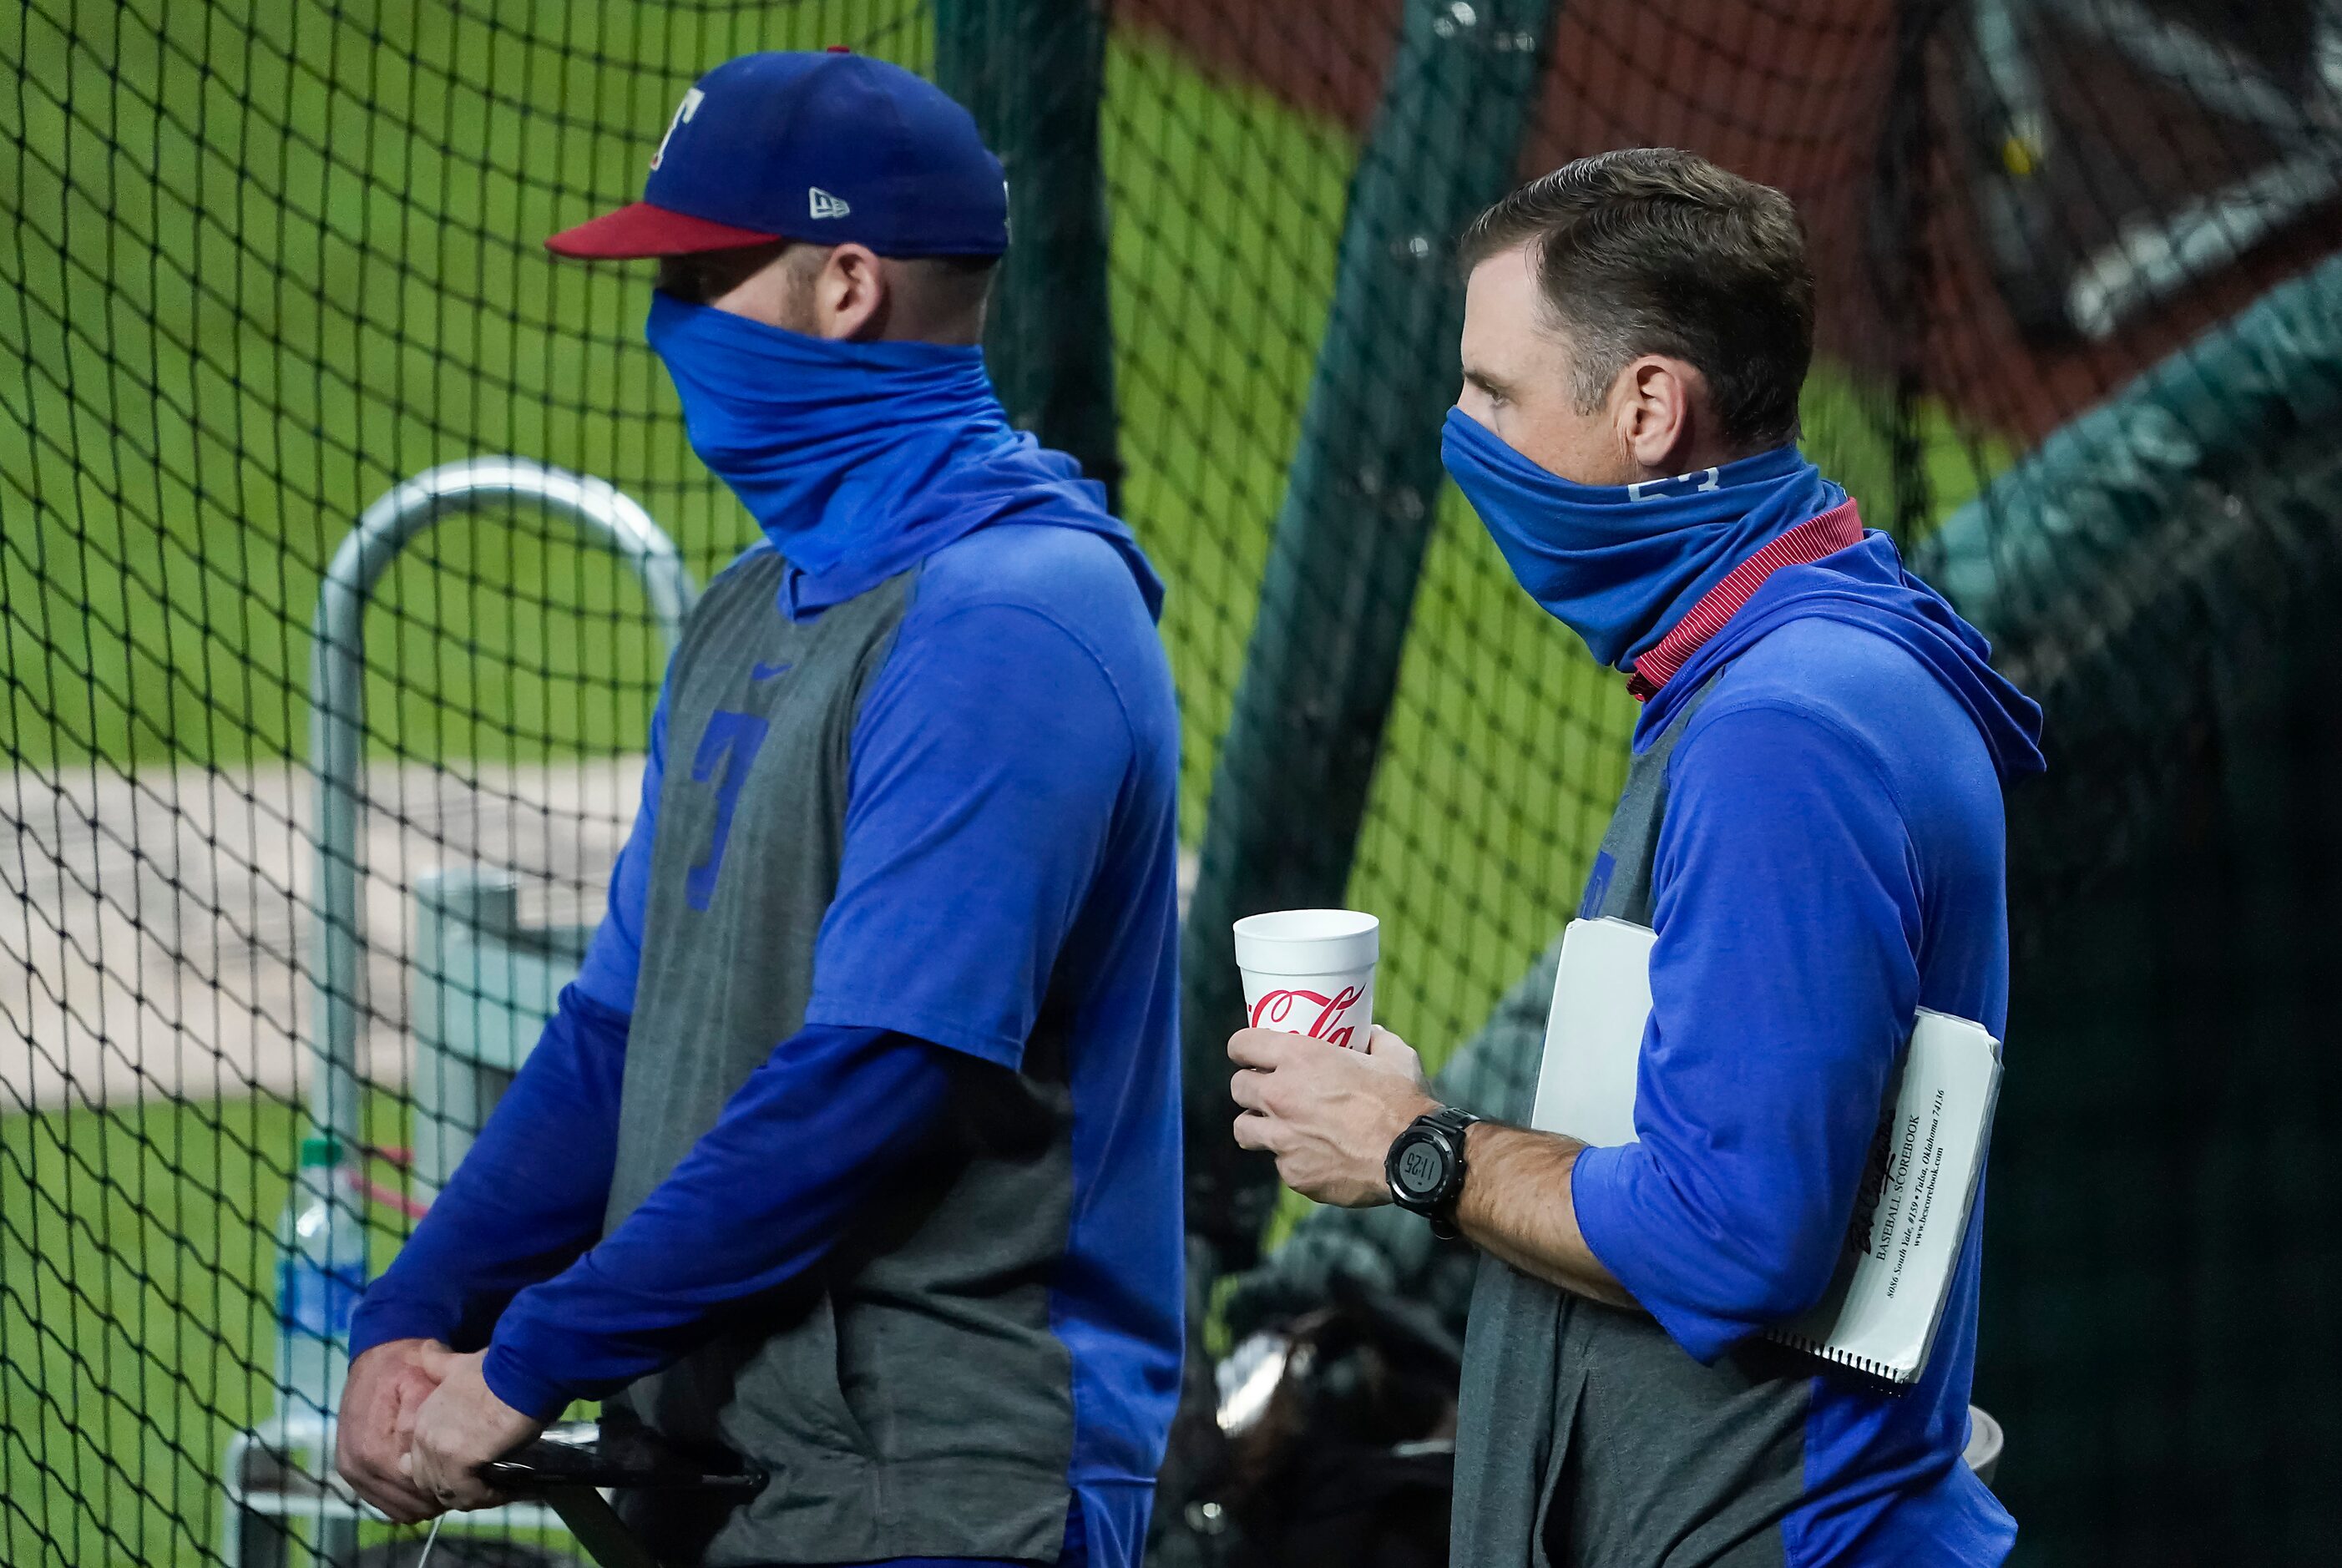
top-left (1763, 1329), bottom-right (1913, 1395)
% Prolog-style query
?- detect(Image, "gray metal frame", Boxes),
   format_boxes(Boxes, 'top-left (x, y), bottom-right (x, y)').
top-left (306, 457), bottom-right (695, 1154)
top-left (227, 458), bottom-right (696, 1567)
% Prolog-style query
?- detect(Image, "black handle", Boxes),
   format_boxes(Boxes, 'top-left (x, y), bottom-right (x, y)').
top-left (479, 1428), bottom-right (766, 1499)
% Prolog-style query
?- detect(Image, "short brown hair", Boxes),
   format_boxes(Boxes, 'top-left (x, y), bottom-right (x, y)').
top-left (1459, 148), bottom-right (1814, 452)
top-left (655, 245), bottom-right (996, 333)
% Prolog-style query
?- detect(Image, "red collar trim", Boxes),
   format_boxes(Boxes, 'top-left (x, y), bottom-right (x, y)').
top-left (1626, 499), bottom-right (1866, 702)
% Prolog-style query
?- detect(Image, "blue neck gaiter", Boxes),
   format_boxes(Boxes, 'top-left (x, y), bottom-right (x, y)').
top-left (645, 292), bottom-right (1160, 615)
top-left (1439, 407), bottom-right (1844, 671)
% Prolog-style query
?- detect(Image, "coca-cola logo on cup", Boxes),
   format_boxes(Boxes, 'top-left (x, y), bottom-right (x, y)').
top-left (1248, 984), bottom-right (1365, 1048)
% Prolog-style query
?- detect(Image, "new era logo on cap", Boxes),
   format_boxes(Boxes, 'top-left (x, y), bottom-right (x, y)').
top-left (809, 187), bottom-right (852, 220)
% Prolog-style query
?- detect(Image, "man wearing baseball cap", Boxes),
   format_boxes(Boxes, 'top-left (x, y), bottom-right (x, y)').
top-left (335, 52), bottom-right (1183, 1568)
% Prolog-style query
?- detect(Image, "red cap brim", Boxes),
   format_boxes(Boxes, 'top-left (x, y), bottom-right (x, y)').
top-left (544, 202), bottom-right (783, 259)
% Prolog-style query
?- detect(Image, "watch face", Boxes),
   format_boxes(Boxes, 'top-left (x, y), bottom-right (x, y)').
top-left (1394, 1135), bottom-right (1446, 1198)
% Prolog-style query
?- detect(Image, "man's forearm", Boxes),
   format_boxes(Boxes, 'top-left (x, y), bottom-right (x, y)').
top-left (1456, 1122), bottom-right (1641, 1312)
top-left (1222, 1026), bottom-right (1642, 1315)
top-left (482, 1024), bottom-right (954, 1418)
top-left (348, 985), bottom-right (630, 1359)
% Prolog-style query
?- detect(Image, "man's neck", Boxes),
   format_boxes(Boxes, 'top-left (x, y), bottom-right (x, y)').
top-left (1629, 438), bottom-right (1764, 485)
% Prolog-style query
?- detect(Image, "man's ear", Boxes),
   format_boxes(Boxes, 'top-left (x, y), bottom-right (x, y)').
top-left (813, 243), bottom-right (890, 341)
top-left (1616, 356), bottom-right (1705, 473)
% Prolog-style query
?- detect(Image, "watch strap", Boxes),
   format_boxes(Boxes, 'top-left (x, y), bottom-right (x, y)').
top-left (1423, 1105), bottom-right (1481, 1140)
top-left (1425, 1106), bottom-right (1480, 1238)
top-left (1388, 1105), bottom-right (1482, 1236)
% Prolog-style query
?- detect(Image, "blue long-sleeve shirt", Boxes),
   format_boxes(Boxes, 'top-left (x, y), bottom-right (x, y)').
top-left (487, 1017), bottom-right (953, 1416)
top-left (1571, 690), bottom-right (1935, 1352)
top-left (1569, 533), bottom-right (2041, 1565)
top-left (352, 982), bottom-right (951, 1411)
top-left (344, 983), bottom-right (635, 1358)
top-left (350, 519), bottom-right (1183, 1568)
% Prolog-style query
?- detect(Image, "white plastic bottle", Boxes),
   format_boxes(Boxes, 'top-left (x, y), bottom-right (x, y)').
top-left (272, 1134), bottom-right (367, 1425)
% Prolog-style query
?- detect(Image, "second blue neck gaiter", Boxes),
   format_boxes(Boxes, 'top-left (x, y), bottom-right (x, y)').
top-left (1440, 407), bottom-right (1844, 671)
top-left (645, 291), bottom-right (1162, 616)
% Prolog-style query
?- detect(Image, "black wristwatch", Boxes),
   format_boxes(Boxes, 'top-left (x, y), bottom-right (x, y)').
top-left (1386, 1105), bottom-right (1481, 1239)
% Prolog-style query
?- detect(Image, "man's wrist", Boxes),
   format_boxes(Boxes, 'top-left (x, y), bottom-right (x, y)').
top-left (1385, 1105), bottom-right (1482, 1235)
top-left (346, 1293), bottom-right (458, 1365)
top-left (1449, 1122), bottom-right (1591, 1243)
top-left (480, 1338), bottom-right (572, 1424)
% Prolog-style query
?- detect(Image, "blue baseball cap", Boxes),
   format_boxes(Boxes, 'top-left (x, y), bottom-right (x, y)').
top-left (547, 50), bottom-right (1008, 259)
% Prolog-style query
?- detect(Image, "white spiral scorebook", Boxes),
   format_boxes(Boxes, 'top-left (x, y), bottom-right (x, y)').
top-left (1530, 917), bottom-right (2004, 1387)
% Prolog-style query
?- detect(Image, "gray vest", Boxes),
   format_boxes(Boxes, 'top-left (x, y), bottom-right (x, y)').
top-left (1452, 680), bottom-right (1812, 1568)
top-left (604, 551), bottom-right (1077, 1565)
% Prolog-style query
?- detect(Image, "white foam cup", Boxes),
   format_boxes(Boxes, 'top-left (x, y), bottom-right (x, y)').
top-left (1232, 908), bottom-right (1378, 1049)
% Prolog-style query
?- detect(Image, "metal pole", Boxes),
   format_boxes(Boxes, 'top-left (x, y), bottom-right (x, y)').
top-left (1180, 0), bottom-right (1557, 1266)
top-left (1878, 0), bottom-right (1944, 539)
top-left (305, 458), bottom-right (696, 1153)
top-left (933, 0), bottom-right (1122, 509)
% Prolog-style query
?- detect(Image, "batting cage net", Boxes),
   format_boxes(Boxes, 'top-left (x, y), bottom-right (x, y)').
top-left (4, 2), bottom-right (2339, 1564)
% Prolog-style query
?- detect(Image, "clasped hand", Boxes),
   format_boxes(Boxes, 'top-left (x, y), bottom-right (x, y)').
top-left (328, 1029), bottom-right (1434, 1516)
top-left (1227, 1024), bottom-right (1438, 1207)
top-left (335, 1339), bottom-right (544, 1520)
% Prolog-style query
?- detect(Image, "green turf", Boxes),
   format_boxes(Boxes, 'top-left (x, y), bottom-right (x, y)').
top-left (1, 1091), bottom-right (291, 1565)
top-left (0, 1090), bottom-right (579, 1566)
top-left (1, 3), bottom-right (2010, 1560)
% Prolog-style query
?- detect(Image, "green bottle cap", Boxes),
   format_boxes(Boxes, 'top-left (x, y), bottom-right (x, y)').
top-left (297, 1134), bottom-right (344, 1168)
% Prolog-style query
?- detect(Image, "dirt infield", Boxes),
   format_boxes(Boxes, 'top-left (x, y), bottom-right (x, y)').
top-left (2, 760), bottom-right (1200, 1114)
top-left (1125, 0), bottom-right (2337, 447)
top-left (1, 758), bottom-right (640, 1112)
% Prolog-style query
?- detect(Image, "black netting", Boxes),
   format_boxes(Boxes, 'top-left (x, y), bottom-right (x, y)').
top-left (5, 2), bottom-right (2340, 1564)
